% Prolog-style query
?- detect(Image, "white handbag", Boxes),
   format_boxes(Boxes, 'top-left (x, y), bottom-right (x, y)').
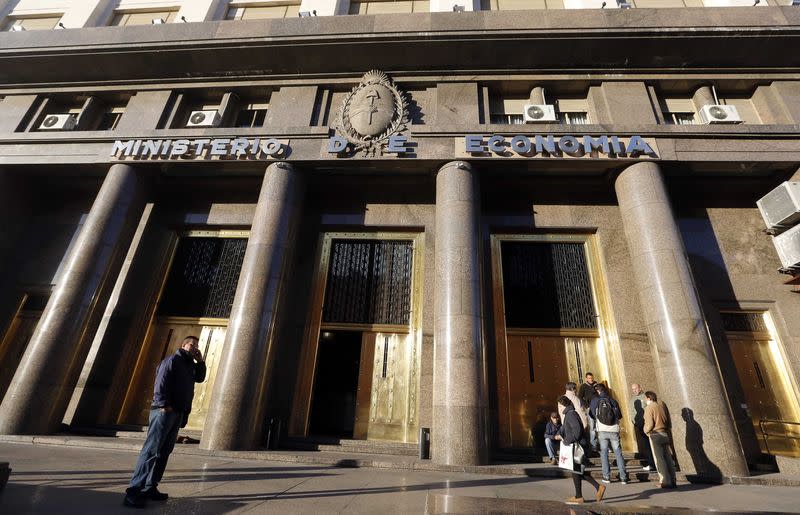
top-left (558, 443), bottom-right (575, 470)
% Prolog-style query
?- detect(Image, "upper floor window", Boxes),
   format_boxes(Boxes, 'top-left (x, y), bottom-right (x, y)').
top-left (27, 94), bottom-right (131, 132)
top-left (349, 0), bottom-right (430, 14)
top-left (554, 98), bottom-right (590, 125)
top-left (234, 102), bottom-right (269, 128)
top-left (5, 15), bottom-right (63, 31)
top-left (489, 98), bottom-right (526, 125)
top-left (110, 10), bottom-right (178, 26)
top-left (226, 3), bottom-right (301, 19)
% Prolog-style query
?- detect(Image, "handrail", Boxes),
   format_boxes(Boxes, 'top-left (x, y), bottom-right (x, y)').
top-left (758, 419), bottom-right (800, 456)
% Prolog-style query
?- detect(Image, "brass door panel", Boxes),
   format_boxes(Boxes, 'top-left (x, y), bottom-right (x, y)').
top-left (119, 318), bottom-right (226, 430)
top-left (0, 311), bottom-right (42, 399)
top-left (506, 335), bottom-right (569, 449)
top-left (365, 332), bottom-right (416, 442)
top-left (353, 333), bottom-right (375, 440)
top-left (728, 333), bottom-right (800, 457)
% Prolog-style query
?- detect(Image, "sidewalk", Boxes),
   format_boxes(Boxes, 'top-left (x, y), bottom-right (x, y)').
top-left (1, 441), bottom-right (800, 514)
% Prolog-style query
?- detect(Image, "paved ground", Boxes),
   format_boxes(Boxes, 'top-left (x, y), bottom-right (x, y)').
top-left (1, 442), bottom-right (799, 514)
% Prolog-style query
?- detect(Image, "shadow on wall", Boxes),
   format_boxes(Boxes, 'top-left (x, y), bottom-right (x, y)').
top-left (681, 407), bottom-right (723, 482)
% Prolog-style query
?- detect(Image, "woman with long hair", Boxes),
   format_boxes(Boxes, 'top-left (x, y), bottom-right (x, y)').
top-left (558, 395), bottom-right (606, 504)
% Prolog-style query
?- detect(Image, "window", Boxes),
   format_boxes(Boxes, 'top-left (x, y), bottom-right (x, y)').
top-left (234, 103), bottom-right (269, 128)
top-left (349, 0), bottom-right (430, 14)
top-left (110, 10), bottom-right (178, 26)
top-left (226, 4), bottom-right (301, 19)
top-left (489, 98), bottom-right (526, 125)
top-left (664, 112), bottom-right (696, 125)
top-left (555, 98), bottom-right (590, 124)
top-left (97, 107), bottom-right (126, 131)
top-left (481, 0), bottom-right (547, 10)
top-left (557, 111), bottom-right (589, 125)
top-left (5, 15), bottom-right (63, 31)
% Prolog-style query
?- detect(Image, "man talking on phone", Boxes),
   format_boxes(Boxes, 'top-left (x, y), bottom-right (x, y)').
top-left (124, 336), bottom-right (206, 508)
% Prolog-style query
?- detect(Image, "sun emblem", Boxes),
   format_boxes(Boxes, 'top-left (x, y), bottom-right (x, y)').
top-left (333, 70), bottom-right (409, 156)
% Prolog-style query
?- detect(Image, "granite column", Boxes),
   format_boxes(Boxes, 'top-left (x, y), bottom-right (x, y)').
top-left (433, 160), bottom-right (487, 466)
top-left (0, 164), bottom-right (146, 435)
top-left (615, 161), bottom-right (748, 479)
top-left (201, 162), bottom-right (303, 451)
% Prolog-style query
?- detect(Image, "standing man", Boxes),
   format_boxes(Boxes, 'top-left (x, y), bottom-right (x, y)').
top-left (589, 384), bottom-right (629, 484)
top-left (124, 336), bottom-right (206, 508)
top-left (578, 372), bottom-right (599, 451)
top-left (630, 383), bottom-right (655, 471)
top-left (643, 391), bottom-right (677, 489)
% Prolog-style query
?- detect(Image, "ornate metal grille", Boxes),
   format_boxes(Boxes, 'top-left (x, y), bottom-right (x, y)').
top-left (720, 312), bottom-right (768, 333)
top-left (157, 237), bottom-right (247, 319)
top-left (323, 239), bottom-right (413, 326)
top-left (501, 241), bottom-right (597, 329)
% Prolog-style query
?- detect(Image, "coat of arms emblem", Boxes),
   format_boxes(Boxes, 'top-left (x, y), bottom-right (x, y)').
top-left (332, 70), bottom-right (409, 156)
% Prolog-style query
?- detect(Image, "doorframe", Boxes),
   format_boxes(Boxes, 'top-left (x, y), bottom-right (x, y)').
top-left (289, 230), bottom-right (425, 439)
top-left (116, 228), bottom-right (249, 427)
top-left (490, 232), bottom-right (630, 449)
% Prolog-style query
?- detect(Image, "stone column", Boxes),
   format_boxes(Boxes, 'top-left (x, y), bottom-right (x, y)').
top-left (692, 85), bottom-right (717, 111)
top-left (432, 160), bottom-right (487, 466)
top-left (201, 162), bottom-right (303, 451)
top-left (615, 162), bottom-right (748, 479)
top-left (0, 164), bottom-right (146, 435)
top-left (529, 87), bottom-right (546, 105)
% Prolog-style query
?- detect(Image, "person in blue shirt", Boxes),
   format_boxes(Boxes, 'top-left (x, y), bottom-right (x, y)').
top-left (124, 336), bottom-right (206, 508)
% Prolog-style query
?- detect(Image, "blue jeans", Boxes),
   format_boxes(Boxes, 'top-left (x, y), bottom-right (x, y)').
top-left (545, 437), bottom-right (559, 459)
top-left (599, 431), bottom-right (628, 481)
top-left (127, 408), bottom-right (182, 494)
top-left (588, 417), bottom-right (598, 450)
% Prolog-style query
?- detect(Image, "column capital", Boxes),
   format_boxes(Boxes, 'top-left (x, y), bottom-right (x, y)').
top-left (437, 160), bottom-right (473, 174)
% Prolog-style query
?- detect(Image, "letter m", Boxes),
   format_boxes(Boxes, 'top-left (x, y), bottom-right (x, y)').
top-left (111, 140), bottom-right (134, 157)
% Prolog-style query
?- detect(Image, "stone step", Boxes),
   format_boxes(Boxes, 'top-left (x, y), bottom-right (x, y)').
top-left (69, 425), bottom-right (203, 441)
top-left (283, 437), bottom-right (418, 456)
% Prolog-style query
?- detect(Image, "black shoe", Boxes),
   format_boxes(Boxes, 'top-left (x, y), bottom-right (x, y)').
top-left (123, 493), bottom-right (146, 508)
top-left (143, 487), bottom-right (169, 501)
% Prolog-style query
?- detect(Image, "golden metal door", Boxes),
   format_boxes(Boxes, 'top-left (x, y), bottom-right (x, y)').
top-left (119, 317), bottom-right (226, 430)
top-left (0, 293), bottom-right (47, 399)
top-left (506, 334), bottom-right (569, 448)
top-left (728, 332), bottom-right (800, 457)
top-left (364, 332), bottom-right (416, 442)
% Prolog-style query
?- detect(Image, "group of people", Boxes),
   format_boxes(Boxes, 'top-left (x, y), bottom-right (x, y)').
top-left (543, 372), bottom-right (677, 504)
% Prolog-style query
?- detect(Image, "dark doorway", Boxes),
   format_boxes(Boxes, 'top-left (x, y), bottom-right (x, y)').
top-left (309, 330), bottom-right (362, 438)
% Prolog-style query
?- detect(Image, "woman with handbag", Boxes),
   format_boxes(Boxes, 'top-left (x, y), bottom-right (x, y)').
top-left (557, 395), bottom-right (606, 504)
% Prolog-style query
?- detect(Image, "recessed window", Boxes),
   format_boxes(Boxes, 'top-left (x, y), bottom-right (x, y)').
top-left (489, 98), bottom-right (526, 125)
top-left (97, 107), bottom-right (126, 131)
top-left (226, 4), bottom-right (301, 19)
top-left (110, 10), bottom-right (178, 26)
top-left (234, 103), bottom-right (269, 128)
top-left (349, 0), bottom-right (430, 14)
top-left (5, 15), bottom-right (63, 31)
top-left (557, 111), bottom-right (589, 125)
top-left (664, 112), bottom-right (696, 125)
top-left (554, 98), bottom-right (590, 124)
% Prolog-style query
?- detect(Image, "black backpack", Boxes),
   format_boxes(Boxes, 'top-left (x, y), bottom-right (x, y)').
top-left (596, 397), bottom-right (617, 425)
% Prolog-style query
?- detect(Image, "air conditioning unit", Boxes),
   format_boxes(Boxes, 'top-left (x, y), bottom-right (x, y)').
top-left (523, 104), bottom-right (557, 123)
top-left (773, 223), bottom-right (800, 273)
top-left (38, 114), bottom-right (77, 131)
top-left (151, 18), bottom-right (166, 24)
top-left (757, 182), bottom-right (800, 234)
top-left (186, 110), bottom-right (221, 128)
top-left (699, 104), bottom-right (742, 124)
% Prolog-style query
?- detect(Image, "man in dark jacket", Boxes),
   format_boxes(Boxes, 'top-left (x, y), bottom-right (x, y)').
top-left (124, 336), bottom-right (206, 508)
top-left (589, 384), bottom-right (628, 484)
top-left (578, 372), bottom-right (599, 451)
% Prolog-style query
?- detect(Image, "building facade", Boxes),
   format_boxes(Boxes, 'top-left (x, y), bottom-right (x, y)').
top-left (1, 0), bottom-right (800, 480)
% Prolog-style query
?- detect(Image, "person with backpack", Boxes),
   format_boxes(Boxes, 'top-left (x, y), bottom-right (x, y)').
top-left (589, 383), bottom-right (629, 484)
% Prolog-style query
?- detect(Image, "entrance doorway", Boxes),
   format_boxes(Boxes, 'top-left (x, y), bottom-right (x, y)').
top-left (293, 233), bottom-right (424, 444)
top-left (491, 234), bottom-right (624, 451)
top-left (309, 330), bottom-right (362, 437)
top-left (0, 290), bottom-right (49, 400)
top-left (722, 311), bottom-right (800, 458)
top-left (119, 231), bottom-right (247, 432)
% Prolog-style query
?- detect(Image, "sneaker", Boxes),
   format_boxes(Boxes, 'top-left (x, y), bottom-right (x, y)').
top-left (642, 465), bottom-right (651, 471)
top-left (143, 488), bottom-right (168, 501)
top-left (620, 477), bottom-right (629, 485)
top-left (565, 496), bottom-right (585, 504)
top-left (596, 484), bottom-right (607, 502)
top-left (601, 478), bottom-right (611, 484)
top-left (123, 493), bottom-right (146, 509)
